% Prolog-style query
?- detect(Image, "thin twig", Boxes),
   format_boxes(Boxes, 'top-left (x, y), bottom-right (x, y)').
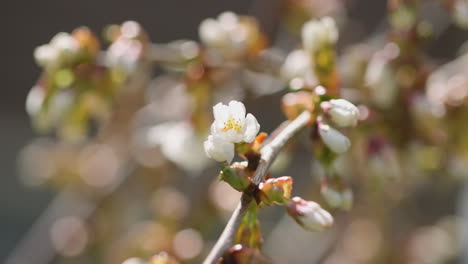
top-left (202, 111), bottom-right (312, 264)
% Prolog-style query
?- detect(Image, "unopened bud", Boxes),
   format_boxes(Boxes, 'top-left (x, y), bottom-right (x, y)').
top-left (219, 163), bottom-right (251, 192)
top-left (322, 99), bottom-right (360, 127)
top-left (258, 176), bottom-right (293, 205)
top-left (286, 197), bottom-right (333, 232)
top-left (318, 123), bottom-right (350, 154)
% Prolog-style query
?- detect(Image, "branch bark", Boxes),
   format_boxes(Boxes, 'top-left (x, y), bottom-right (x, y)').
top-left (203, 110), bottom-right (312, 264)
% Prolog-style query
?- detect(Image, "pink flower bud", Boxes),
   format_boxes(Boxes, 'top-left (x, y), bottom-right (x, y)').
top-left (286, 197), bottom-right (334, 232)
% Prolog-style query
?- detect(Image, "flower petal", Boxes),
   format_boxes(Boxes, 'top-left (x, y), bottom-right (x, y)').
top-left (204, 135), bottom-right (235, 163)
top-left (213, 102), bottom-right (229, 122)
top-left (243, 113), bottom-right (260, 143)
top-left (228, 100), bottom-right (246, 120)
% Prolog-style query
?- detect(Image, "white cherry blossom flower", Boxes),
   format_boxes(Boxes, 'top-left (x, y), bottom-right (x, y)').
top-left (318, 123), bottom-right (350, 153)
top-left (323, 99), bottom-right (360, 127)
top-left (210, 100), bottom-right (260, 143)
top-left (302, 16), bottom-right (338, 53)
top-left (280, 49), bottom-right (311, 81)
top-left (204, 135), bottom-right (235, 163)
top-left (286, 197), bottom-right (334, 232)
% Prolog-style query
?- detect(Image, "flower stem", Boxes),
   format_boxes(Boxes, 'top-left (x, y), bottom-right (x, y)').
top-left (202, 110), bottom-right (312, 264)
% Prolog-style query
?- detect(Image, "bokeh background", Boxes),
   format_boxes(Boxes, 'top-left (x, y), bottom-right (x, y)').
top-left (3, 0), bottom-right (468, 263)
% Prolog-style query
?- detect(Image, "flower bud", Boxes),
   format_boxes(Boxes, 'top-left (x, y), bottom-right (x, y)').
top-left (321, 181), bottom-right (353, 210)
top-left (219, 163), bottom-right (251, 191)
top-left (286, 197), bottom-right (333, 231)
top-left (286, 197), bottom-right (334, 232)
top-left (204, 135), bottom-right (235, 163)
top-left (322, 99), bottom-right (360, 127)
top-left (318, 123), bottom-right (350, 154)
top-left (302, 17), bottom-right (338, 54)
top-left (258, 176), bottom-right (293, 205)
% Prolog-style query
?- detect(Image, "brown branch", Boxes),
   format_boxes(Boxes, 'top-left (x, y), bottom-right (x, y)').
top-left (202, 111), bottom-right (312, 264)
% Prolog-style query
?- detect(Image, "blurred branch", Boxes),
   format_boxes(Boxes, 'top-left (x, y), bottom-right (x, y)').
top-left (5, 161), bottom-right (138, 264)
top-left (202, 110), bottom-right (312, 264)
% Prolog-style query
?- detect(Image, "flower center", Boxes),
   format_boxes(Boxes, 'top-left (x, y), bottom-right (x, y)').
top-left (222, 118), bottom-right (242, 132)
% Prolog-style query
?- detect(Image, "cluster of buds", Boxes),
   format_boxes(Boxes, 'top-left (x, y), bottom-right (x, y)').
top-left (104, 21), bottom-right (149, 73)
top-left (317, 98), bottom-right (360, 154)
top-left (199, 12), bottom-right (267, 60)
top-left (281, 17), bottom-right (339, 93)
top-left (34, 32), bottom-right (81, 71)
top-left (28, 28), bottom-right (112, 141)
top-left (28, 22), bottom-right (150, 142)
top-left (204, 100), bottom-right (260, 163)
top-left (33, 29), bottom-right (99, 71)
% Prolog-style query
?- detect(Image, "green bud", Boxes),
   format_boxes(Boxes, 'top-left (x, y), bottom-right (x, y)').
top-left (219, 164), bottom-right (251, 192)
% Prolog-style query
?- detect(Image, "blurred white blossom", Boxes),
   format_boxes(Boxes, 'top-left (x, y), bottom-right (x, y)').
top-left (147, 121), bottom-right (210, 172)
top-left (199, 11), bottom-right (258, 58)
top-left (302, 16), bottom-right (338, 54)
top-left (34, 32), bottom-right (80, 70)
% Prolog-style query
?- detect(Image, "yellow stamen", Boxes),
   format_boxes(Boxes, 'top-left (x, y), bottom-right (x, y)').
top-left (222, 118), bottom-right (242, 132)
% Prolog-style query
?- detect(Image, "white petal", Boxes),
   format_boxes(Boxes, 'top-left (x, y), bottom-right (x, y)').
top-left (228, 100), bottom-right (246, 120)
top-left (204, 135), bottom-right (235, 163)
top-left (213, 102), bottom-right (230, 122)
top-left (243, 113), bottom-right (260, 143)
